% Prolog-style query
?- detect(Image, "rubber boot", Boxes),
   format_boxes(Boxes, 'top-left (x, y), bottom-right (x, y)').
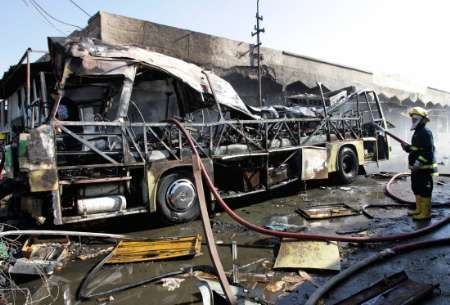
top-left (413, 197), bottom-right (431, 220)
top-left (407, 195), bottom-right (422, 216)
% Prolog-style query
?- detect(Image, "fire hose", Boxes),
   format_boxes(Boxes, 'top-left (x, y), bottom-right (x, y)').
top-left (385, 172), bottom-right (415, 205)
top-left (385, 172), bottom-right (450, 205)
top-left (168, 118), bottom-right (450, 243)
top-left (167, 119), bottom-right (450, 305)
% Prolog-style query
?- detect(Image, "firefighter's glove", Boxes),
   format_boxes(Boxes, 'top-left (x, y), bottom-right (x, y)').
top-left (410, 160), bottom-right (422, 171)
top-left (401, 142), bottom-right (410, 152)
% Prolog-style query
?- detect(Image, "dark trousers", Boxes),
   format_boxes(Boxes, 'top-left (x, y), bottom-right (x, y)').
top-left (411, 171), bottom-right (433, 198)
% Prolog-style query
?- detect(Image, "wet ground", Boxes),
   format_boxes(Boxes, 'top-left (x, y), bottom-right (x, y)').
top-left (5, 160), bottom-right (450, 305)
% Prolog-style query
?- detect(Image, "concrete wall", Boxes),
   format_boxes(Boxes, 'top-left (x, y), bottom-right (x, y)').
top-left (73, 11), bottom-right (450, 108)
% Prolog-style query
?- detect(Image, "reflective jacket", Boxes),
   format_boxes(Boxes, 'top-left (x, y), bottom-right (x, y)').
top-left (406, 124), bottom-right (437, 174)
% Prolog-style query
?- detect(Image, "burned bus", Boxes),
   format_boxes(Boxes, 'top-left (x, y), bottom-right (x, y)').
top-left (0, 38), bottom-right (390, 225)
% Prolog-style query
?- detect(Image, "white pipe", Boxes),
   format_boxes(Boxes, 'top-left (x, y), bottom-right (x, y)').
top-left (0, 230), bottom-right (141, 240)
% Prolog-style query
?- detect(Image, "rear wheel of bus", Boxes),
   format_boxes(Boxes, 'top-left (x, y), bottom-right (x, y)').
top-left (156, 170), bottom-right (200, 224)
top-left (335, 146), bottom-right (358, 184)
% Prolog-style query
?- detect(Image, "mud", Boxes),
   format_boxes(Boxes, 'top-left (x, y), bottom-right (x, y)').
top-left (5, 167), bottom-right (449, 305)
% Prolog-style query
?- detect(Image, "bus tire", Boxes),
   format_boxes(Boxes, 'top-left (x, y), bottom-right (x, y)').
top-left (335, 147), bottom-right (358, 184)
top-left (156, 170), bottom-right (200, 224)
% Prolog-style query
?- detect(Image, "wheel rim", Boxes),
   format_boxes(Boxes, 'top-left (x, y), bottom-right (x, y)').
top-left (165, 179), bottom-right (196, 212)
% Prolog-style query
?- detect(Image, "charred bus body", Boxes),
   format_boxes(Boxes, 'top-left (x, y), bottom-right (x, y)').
top-left (0, 38), bottom-right (390, 225)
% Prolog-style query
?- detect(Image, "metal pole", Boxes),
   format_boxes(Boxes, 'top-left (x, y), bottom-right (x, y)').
top-left (31, 79), bottom-right (37, 128)
top-left (40, 72), bottom-right (49, 120)
top-left (26, 48), bottom-right (31, 128)
top-left (256, 0), bottom-right (262, 107)
top-left (318, 82), bottom-right (331, 142)
top-left (252, 0), bottom-right (264, 107)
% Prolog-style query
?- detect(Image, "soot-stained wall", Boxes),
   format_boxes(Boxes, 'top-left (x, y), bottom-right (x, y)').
top-left (73, 11), bottom-right (450, 110)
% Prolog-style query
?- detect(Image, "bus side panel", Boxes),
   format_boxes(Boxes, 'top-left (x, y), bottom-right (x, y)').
top-left (301, 147), bottom-right (328, 180)
top-left (27, 125), bottom-right (59, 192)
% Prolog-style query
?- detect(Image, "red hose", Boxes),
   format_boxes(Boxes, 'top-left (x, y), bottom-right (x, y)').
top-left (385, 172), bottom-right (450, 205)
top-left (168, 118), bottom-right (450, 243)
top-left (384, 173), bottom-right (414, 205)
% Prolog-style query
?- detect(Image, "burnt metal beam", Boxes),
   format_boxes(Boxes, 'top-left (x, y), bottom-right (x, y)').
top-left (318, 82), bottom-right (331, 141)
top-left (227, 122), bottom-right (264, 151)
top-left (146, 125), bottom-right (179, 160)
top-left (58, 162), bottom-right (145, 170)
top-left (301, 119), bottom-right (328, 145)
top-left (342, 119), bottom-right (359, 139)
top-left (189, 133), bottom-right (210, 158)
top-left (284, 121), bottom-right (299, 145)
top-left (328, 121), bottom-right (345, 140)
top-left (58, 125), bottom-right (119, 164)
top-left (125, 126), bottom-right (145, 162)
top-left (59, 176), bottom-right (132, 185)
top-left (52, 190), bottom-right (63, 225)
top-left (269, 122), bottom-right (283, 147)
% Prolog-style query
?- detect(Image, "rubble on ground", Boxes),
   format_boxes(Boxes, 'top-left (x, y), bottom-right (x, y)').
top-left (0, 174), bottom-right (448, 305)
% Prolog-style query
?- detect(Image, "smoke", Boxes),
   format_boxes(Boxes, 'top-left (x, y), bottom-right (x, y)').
top-left (379, 107), bottom-right (450, 174)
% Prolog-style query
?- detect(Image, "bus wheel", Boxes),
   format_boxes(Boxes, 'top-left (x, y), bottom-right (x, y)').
top-left (156, 171), bottom-right (200, 224)
top-left (336, 147), bottom-right (358, 184)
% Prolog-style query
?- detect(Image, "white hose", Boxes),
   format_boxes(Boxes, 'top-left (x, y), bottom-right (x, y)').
top-left (0, 230), bottom-right (140, 240)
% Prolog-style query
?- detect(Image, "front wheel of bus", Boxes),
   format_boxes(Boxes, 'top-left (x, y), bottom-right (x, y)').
top-left (336, 147), bottom-right (358, 184)
top-left (156, 171), bottom-right (200, 224)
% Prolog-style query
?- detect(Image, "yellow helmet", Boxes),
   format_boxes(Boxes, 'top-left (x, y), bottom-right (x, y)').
top-left (408, 106), bottom-right (429, 121)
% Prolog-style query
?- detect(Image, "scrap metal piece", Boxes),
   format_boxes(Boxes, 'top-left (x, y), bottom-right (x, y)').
top-left (9, 258), bottom-right (57, 275)
top-left (371, 278), bottom-right (436, 305)
top-left (9, 237), bottom-right (70, 275)
top-left (195, 276), bottom-right (260, 305)
top-left (265, 215), bottom-right (306, 232)
top-left (296, 203), bottom-right (360, 220)
top-left (21, 237), bottom-right (70, 258)
top-left (333, 271), bottom-right (408, 305)
top-left (264, 223), bottom-right (306, 232)
top-left (334, 271), bottom-right (436, 305)
top-left (232, 241), bottom-right (240, 284)
top-left (274, 239), bottom-right (341, 271)
top-left (105, 234), bottom-right (202, 264)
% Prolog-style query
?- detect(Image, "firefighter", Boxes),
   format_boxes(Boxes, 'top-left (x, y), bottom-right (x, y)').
top-left (401, 107), bottom-right (438, 220)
